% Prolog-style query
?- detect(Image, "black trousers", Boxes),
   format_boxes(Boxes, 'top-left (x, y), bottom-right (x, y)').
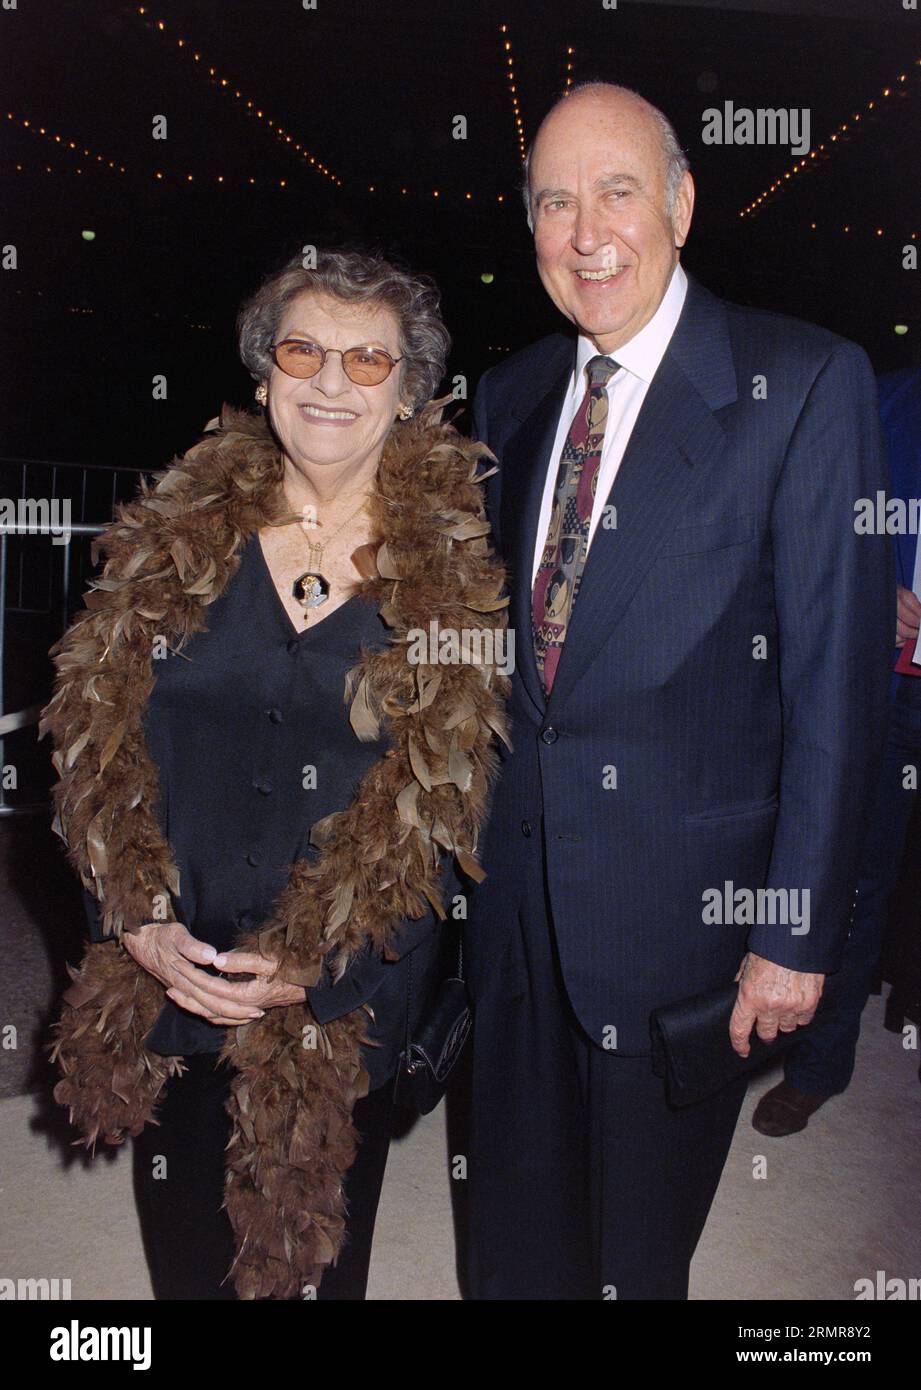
top-left (132, 1052), bottom-right (394, 1300)
top-left (466, 847), bottom-right (748, 1300)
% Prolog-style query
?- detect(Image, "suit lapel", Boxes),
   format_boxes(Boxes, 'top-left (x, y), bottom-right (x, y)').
top-left (500, 352), bottom-right (572, 715)
top-left (545, 278), bottom-right (738, 714)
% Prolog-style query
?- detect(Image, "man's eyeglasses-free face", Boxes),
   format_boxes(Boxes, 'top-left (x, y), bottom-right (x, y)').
top-left (270, 338), bottom-right (404, 386)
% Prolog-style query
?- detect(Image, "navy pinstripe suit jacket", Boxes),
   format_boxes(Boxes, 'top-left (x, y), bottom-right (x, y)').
top-left (467, 272), bottom-right (894, 1054)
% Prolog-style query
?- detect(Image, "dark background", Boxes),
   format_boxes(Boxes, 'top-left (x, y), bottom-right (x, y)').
top-left (2, 0), bottom-right (919, 473)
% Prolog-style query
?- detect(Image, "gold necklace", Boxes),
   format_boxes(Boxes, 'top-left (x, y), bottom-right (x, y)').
top-left (292, 495), bottom-right (369, 618)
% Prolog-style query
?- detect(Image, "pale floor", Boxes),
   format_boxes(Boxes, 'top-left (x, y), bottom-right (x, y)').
top-left (1, 992), bottom-right (918, 1301)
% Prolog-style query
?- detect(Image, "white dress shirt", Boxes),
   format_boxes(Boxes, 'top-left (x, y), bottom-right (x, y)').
top-left (531, 261), bottom-right (689, 587)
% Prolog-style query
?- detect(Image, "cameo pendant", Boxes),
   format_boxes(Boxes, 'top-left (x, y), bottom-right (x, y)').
top-left (293, 571), bottom-right (330, 611)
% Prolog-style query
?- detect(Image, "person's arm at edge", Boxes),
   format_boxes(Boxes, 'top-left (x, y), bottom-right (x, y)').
top-left (747, 340), bottom-right (893, 974)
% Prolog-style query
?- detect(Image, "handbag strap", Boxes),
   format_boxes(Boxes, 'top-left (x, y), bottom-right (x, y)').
top-left (403, 935), bottom-right (415, 1053)
top-left (401, 916), bottom-right (465, 1056)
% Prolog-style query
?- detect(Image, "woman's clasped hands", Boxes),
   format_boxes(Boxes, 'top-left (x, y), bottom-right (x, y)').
top-left (121, 921), bottom-right (307, 1026)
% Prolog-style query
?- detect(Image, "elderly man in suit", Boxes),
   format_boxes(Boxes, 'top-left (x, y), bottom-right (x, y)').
top-left (464, 82), bottom-right (892, 1300)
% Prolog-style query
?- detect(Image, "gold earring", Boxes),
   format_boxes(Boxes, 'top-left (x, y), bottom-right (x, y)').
top-left (397, 403), bottom-right (413, 420)
top-left (255, 382), bottom-right (268, 406)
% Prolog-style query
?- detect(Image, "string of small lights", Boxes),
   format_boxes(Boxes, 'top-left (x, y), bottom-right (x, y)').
top-left (499, 23), bottom-right (526, 165)
top-left (563, 46), bottom-right (576, 94)
top-left (365, 183), bottom-right (508, 204)
top-left (13, 167), bottom-right (296, 190)
top-left (6, 110), bottom-right (322, 190)
top-left (5, 111), bottom-right (126, 175)
top-left (134, 6), bottom-right (343, 187)
top-left (807, 222), bottom-right (918, 241)
top-left (6, 126), bottom-right (306, 191)
top-left (740, 60), bottom-right (920, 220)
top-left (11, 12), bottom-right (527, 203)
top-left (7, 145), bottom-right (514, 202)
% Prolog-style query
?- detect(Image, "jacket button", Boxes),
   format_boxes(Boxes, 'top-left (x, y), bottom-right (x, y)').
top-left (254, 780), bottom-right (273, 796)
top-left (267, 707), bottom-right (283, 724)
top-left (521, 820), bottom-right (532, 837)
top-left (245, 849), bottom-right (262, 867)
top-left (286, 638), bottom-right (299, 655)
top-left (541, 726), bottom-right (558, 744)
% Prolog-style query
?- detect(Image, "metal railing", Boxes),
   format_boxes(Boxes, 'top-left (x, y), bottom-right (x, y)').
top-left (0, 521), bottom-right (106, 816)
top-left (0, 454), bottom-right (144, 816)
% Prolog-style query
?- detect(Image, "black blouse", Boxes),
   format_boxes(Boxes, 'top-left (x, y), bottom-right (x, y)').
top-left (84, 532), bottom-right (449, 1090)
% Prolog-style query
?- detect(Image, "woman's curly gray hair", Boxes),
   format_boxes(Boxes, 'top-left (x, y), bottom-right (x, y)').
top-left (237, 248), bottom-right (450, 410)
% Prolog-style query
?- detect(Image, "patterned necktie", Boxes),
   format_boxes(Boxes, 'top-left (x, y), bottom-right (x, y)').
top-left (532, 354), bottom-right (619, 693)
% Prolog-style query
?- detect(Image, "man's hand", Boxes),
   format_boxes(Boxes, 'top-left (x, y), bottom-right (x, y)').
top-left (896, 584), bottom-right (921, 648)
top-left (121, 922), bottom-right (304, 1027)
top-left (728, 951), bottom-right (824, 1058)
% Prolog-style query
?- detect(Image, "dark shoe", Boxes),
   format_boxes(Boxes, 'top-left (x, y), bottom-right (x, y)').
top-left (752, 1080), bottom-right (830, 1137)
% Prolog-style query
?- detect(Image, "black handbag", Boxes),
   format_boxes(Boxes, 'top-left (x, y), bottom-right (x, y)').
top-left (649, 969), bottom-right (844, 1108)
top-left (392, 927), bottom-right (472, 1116)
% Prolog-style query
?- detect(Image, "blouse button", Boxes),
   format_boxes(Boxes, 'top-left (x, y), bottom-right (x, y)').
top-left (245, 849), bottom-right (263, 867)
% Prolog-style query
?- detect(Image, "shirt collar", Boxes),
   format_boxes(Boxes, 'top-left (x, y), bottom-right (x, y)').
top-left (573, 261), bottom-right (688, 389)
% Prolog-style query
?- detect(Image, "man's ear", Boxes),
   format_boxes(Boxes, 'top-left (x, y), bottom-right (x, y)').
top-left (673, 171), bottom-right (695, 249)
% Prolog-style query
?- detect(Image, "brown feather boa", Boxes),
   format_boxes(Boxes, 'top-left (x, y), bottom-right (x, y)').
top-left (41, 399), bottom-right (509, 1299)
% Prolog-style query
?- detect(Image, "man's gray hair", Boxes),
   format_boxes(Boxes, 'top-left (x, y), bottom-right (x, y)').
top-left (237, 248), bottom-right (450, 409)
top-left (521, 82), bottom-right (690, 231)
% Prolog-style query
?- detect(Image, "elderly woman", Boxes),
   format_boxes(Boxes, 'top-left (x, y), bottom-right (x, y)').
top-left (44, 248), bottom-right (508, 1300)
